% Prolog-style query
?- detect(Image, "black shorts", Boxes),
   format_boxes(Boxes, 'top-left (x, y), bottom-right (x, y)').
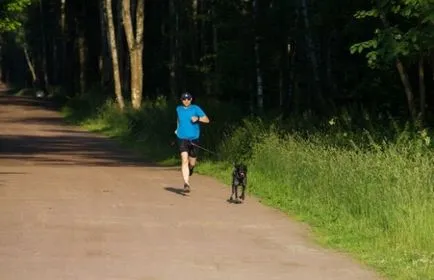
top-left (178, 139), bottom-right (199, 158)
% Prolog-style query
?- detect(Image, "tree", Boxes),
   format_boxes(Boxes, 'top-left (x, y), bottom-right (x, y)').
top-left (0, 0), bottom-right (32, 82)
top-left (122, 0), bottom-right (145, 110)
top-left (102, 0), bottom-right (125, 110)
top-left (351, 0), bottom-right (434, 122)
top-left (1, 0), bottom-right (433, 124)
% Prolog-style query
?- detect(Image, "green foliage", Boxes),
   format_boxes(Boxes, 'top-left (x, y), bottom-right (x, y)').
top-left (0, 0), bottom-right (31, 32)
top-left (354, 9), bottom-right (379, 18)
top-left (351, 0), bottom-right (434, 68)
top-left (243, 130), bottom-right (434, 279)
top-left (216, 117), bottom-right (269, 162)
top-left (200, 115), bottom-right (434, 279)
top-left (1, 0), bottom-right (431, 121)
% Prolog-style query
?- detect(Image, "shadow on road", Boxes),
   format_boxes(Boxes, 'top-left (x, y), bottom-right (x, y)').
top-left (0, 94), bottom-right (61, 112)
top-left (0, 133), bottom-right (177, 168)
top-left (0, 95), bottom-right (177, 168)
top-left (164, 187), bottom-right (188, 196)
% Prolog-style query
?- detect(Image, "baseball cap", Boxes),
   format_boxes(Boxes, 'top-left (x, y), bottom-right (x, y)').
top-left (181, 92), bottom-right (192, 100)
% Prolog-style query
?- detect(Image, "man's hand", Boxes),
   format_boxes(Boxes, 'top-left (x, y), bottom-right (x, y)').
top-left (191, 116), bottom-right (200, 123)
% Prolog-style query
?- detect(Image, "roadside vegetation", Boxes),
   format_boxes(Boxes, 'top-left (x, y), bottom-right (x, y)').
top-left (62, 94), bottom-right (434, 280)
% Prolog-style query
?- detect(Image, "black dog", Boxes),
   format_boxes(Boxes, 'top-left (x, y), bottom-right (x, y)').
top-left (229, 163), bottom-right (247, 202)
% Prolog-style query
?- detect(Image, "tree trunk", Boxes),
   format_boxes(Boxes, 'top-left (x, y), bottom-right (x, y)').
top-left (254, 37), bottom-right (264, 114)
top-left (60, 0), bottom-right (70, 91)
top-left (169, 0), bottom-right (178, 99)
top-left (177, 1), bottom-right (185, 92)
top-left (55, 0), bottom-right (66, 85)
top-left (39, 0), bottom-right (49, 91)
top-left (23, 46), bottom-right (37, 86)
top-left (122, 0), bottom-right (145, 110)
top-left (299, 0), bottom-right (324, 109)
top-left (212, 16), bottom-right (219, 97)
top-left (51, 37), bottom-right (58, 85)
top-left (326, 29), bottom-right (337, 95)
top-left (198, 0), bottom-right (205, 67)
top-left (99, 0), bottom-right (110, 88)
top-left (253, 0), bottom-right (264, 115)
top-left (116, 0), bottom-right (127, 94)
top-left (60, 0), bottom-right (66, 33)
top-left (419, 56), bottom-right (426, 122)
top-left (396, 59), bottom-right (417, 121)
top-left (0, 45), bottom-right (3, 82)
top-left (75, 1), bottom-right (88, 95)
top-left (191, 0), bottom-right (198, 66)
top-left (287, 39), bottom-right (297, 114)
top-left (77, 23), bottom-right (86, 95)
top-left (103, 0), bottom-right (125, 111)
top-left (376, 0), bottom-right (417, 121)
top-left (279, 37), bottom-right (290, 109)
top-left (431, 53), bottom-right (434, 80)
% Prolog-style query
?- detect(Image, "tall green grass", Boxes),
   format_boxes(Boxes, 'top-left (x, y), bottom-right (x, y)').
top-left (62, 94), bottom-right (434, 279)
top-left (247, 133), bottom-right (434, 279)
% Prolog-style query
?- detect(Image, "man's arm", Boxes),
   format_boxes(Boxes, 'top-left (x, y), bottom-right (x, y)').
top-left (197, 115), bottom-right (209, 123)
top-left (193, 106), bottom-right (210, 123)
top-left (175, 118), bottom-right (179, 135)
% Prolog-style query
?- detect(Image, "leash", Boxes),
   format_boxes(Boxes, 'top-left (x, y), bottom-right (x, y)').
top-left (188, 140), bottom-right (218, 155)
top-left (171, 136), bottom-right (219, 156)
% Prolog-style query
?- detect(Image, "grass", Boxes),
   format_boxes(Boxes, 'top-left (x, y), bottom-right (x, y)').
top-left (61, 94), bottom-right (434, 280)
top-left (248, 134), bottom-right (434, 279)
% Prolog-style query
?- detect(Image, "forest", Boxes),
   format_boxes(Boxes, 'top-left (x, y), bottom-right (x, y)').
top-left (1, 0), bottom-right (434, 279)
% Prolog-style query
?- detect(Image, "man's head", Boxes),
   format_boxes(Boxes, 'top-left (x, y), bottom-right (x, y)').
top-left (181, 92), bottom-right (192, 106)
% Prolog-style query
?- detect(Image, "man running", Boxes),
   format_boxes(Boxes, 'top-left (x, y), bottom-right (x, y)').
top-left (175, 92), bottom-right (210, 192)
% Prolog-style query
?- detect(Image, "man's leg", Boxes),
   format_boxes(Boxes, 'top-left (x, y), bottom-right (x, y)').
top-left (188, 140), bottom-right (199, 176)
top-left (181, 151), bottom-right (190, 188)
top-left (188, 156), bottom-right (196, 176)
top-left (178, 139), bottom-right (191, 191)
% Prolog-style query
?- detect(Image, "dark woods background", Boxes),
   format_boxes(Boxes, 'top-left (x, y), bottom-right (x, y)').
top-left (1, 0), bottom-right (433, 125)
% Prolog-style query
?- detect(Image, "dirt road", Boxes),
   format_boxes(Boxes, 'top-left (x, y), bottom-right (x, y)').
top-left (0, 94), bottom-right (381, 280)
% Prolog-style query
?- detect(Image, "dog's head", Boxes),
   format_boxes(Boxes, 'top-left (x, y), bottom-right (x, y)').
top-left (234, 163), bottom-right (247, 179)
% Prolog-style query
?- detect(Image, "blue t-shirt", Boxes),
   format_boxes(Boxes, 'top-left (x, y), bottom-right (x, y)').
top-left (176, 104), bottom-right (206, 140)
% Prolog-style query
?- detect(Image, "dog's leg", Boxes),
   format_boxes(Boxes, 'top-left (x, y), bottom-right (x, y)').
top-left (240, 177), bottom-right (247, 201)
top-left (240, 184), bottom-right (245, 200)
top-left (230, 184), bottom-right (235, 201)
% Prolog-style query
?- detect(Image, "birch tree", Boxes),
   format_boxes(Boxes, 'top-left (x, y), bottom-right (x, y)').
top-left (102, 0), bottom-right (125, 110)
top-left (122, 0), bottom-right (145, 109)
